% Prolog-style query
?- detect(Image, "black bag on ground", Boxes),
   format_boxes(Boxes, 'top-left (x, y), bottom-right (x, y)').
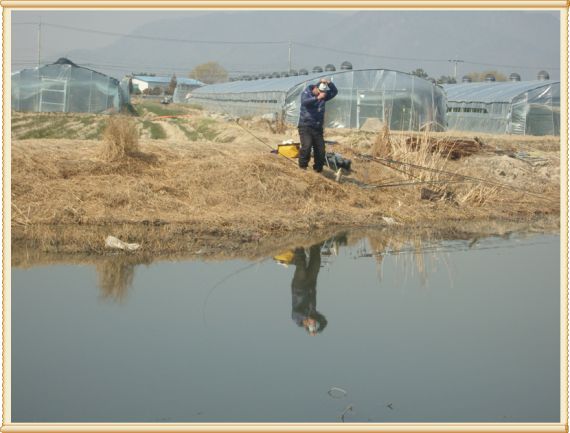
top-left (325, 152), bottom-right (352, 171)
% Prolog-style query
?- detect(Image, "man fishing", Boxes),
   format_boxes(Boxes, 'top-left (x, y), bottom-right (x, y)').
top-left (298, 78), bottom-right (338, 172)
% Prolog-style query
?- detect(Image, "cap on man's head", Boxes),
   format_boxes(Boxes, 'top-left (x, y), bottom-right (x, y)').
top-left (318, 82), bottom-right (329, 93)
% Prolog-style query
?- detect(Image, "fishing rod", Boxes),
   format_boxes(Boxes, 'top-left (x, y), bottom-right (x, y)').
top-left (362, 179), bottom-right (470, 189)
top-left (358, 153), bottom-right (556, 202)
top-left (209, 98), bottom-right (299, 166)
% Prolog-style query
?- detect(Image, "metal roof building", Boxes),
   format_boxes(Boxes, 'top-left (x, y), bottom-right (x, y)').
top-left (190, 69), bottom-right (447, 131)
top-left (444, 81), bottom-right (560, 136)
top-left (132, 75), bottom-right (203, 87)
top-left (11, 58), bottom-right (128, 114)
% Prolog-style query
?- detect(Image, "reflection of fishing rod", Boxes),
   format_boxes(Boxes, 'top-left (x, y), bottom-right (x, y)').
top-left (357, 238), bottom-right (549, 258)
top-left (201, 259), bottom-right (267, 329)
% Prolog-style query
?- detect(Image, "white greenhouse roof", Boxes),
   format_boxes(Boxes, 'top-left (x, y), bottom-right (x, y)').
top-left (443, 81), bottom-right (559, 104)
top-left (193, 69), bottom-right (420, 95)
top-left (133, 75), bottom-right (204, 86)
top-left (13, 59), bottom-right (120, 83)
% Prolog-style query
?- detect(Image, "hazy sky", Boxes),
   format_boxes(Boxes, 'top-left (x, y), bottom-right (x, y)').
top-left (10, 10), bottom-right (562, 80)
top-left (11, 10), bottom-right (357, 67)
top-left (11, 11), bottom-right (212, 64)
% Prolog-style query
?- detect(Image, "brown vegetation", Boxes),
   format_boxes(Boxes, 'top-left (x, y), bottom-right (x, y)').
top-left (100, 115), bottom-right (140, 161)
top-left (10, 105), bottom-right (561, 256)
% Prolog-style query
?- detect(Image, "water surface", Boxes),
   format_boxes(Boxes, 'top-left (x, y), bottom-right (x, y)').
top-left (12, 232), bottom-right (560, 423)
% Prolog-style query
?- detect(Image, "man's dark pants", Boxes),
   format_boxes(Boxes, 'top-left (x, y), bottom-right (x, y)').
top-left (298, 126), bottom-right (325, 172)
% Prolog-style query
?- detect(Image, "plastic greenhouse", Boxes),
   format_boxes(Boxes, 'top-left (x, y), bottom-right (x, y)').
top-left (444, 81), bottom-right (560, 136)
top-left (11, 58), bottom-right (129, 113)
top-left (171, 78), bottom-right (205, 103)
top-left (190, 69), bottom-right (446, 131)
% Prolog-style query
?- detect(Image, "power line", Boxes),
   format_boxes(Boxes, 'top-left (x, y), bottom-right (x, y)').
top-left (292, 41), bottom-right (450, 64)
top-left (13, 21), bottom-right (288, 45)
top-left (462, 59), bottom-right (560, 71)
top-left (11, 59), bottom-right (282, 75)
top-left (12, 21), bottom-right (560, 72)
top-left (293, 41), bottom-right (560, 71)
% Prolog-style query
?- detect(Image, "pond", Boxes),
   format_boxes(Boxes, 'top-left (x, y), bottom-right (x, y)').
top-left (11, 231), bottom-right (561, 423)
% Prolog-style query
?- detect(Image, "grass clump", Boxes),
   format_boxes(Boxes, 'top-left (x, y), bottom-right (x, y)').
top-left (175, 118), bottom-right (219, 141)
top-left (142, 120), bottom-right (167, 139)
top-left (193, 119), bottom-right (219, 140)
top-left (101, 116), bottom-right (140, 161)
top-left (177, 123), bottom-right (200, 141)
top-left (139, 102), bottom-right (187, 117)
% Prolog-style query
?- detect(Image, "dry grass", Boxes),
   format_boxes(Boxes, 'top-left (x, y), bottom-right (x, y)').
top-left (360, 126), bottom-right (561, 209)
top-left (100, 116), bottom-right (140, 161)
top-left (10, 109), bottom-right (561, 255)
top-left (369, 114), bottom-right (392, 158)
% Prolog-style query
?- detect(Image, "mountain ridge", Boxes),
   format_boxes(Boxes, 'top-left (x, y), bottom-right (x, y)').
top-left (27, 10), bottom-right (561, 81)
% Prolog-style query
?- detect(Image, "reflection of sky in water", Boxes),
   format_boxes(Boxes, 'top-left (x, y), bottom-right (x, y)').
top-left (11, 233), bottom-right (560, 423)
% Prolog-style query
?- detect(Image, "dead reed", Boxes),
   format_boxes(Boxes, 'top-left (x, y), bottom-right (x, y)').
top-left (369, 113), bottom-right (392, 158)
top-left (100, 115), bottom-right (140, 161)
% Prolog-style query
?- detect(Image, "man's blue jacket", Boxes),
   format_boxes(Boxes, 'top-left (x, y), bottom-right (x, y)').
top-left (298, 81), bottom-right (338, 128)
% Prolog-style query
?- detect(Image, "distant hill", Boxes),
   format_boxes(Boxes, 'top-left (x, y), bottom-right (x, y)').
top-left (59, 10), bottom-right (560, 81)
top-left (312, 11), bottom-right (560, 80)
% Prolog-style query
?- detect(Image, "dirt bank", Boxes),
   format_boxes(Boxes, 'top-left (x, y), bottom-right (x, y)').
top-left (10, 102), bottom-right (561, 256)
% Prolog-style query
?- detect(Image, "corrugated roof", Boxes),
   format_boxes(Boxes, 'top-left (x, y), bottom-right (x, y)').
top-left (133, 75), bottom-right (204, 86)
top-left (193, 71), bottom-right (333, 94)
top-left (193, 69), bottom-right (421, 95)
top-left (443, 81), bottom-right (559, 103)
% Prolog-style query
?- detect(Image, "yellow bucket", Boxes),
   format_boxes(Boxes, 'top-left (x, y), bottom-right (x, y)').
top-left (273, 250), bottom-right (295, 264)
top-left (277, 143), bottom-right (300, 158)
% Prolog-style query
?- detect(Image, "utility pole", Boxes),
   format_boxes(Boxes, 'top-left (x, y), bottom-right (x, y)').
top-left (37, 16), bottom-right (42, 67)
top-left (288, 40), bottom-right (292, 73)
top-left (448, 58), bottom-right (464, 81)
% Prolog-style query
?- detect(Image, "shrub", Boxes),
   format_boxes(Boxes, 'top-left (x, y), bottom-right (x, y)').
top-left (101, 116), bottom-right (140, 161)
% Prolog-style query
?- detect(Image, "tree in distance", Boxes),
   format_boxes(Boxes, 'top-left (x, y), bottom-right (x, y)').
top-left (437, 75), bottom-right (457, 84)
top-left (189, 62), bottom-right (229, 84)
top-left (166, 74), bottom-right (177, 95)
top-left (410, 68), bottom-right (429, 79)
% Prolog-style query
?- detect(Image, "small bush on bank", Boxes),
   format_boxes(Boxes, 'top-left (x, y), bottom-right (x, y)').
top-left (101, 116), bottom-right (140, 161)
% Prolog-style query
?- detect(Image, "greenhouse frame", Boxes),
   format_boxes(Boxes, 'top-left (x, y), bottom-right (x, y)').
top-left (11, 58), bottom-right (129, 114)
top-left (190, 69), bottom-right (447, 131)
top-left (444, 81), bottom-right (560, 136)
top-left (172, 78), bottom-right (205, 103)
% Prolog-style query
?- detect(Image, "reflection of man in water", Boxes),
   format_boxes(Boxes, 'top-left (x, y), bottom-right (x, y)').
top-left (291, 244), bottom-right (327, 336)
